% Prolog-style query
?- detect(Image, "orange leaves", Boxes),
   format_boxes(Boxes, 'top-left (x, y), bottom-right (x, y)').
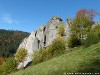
top-left (76, 9), bottom-right (97, 20)
top-left (0, 57), bottom-right (5, 65)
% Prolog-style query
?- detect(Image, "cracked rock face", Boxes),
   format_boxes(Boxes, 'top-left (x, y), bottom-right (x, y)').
top-left (45, 17), bottom-right (63, 46)
top-left (16, 16), bottom-right (70, 69)
top-left (17, 31), bottom-right (39, 69)
top-left (19, 31), bottom-right (39, 54)
top-left (36, 25), bottom-right (45, 49)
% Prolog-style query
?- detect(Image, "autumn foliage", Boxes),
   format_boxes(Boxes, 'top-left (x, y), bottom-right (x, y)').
top-left (0, 57), bottom-right (5, 65)
top-left (71, 9), bottom-right (98, 33)
top-left (0, 29), bottom-right (29, 58)
top-left (75, 9), bottom-right (97, 20)
top-left (68, 9), bottom-right (98, 48)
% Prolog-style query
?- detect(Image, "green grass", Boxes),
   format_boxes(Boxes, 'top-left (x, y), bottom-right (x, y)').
top-left (10, 43), bottom-right (100, 75)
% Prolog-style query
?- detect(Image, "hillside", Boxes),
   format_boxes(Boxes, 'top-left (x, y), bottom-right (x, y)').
top-left (0, 29), bottom-right (30, 57)
top-left (10, 42), bottom-right (100, 75)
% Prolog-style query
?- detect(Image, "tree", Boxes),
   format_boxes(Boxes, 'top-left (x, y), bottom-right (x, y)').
top-left (71, 9), bottom-right (97, 39)
top-left (67, 9), bottom-right (98, 47)
top-left (0, 29), bottom-right (29, 58)
top-left (76, 9), bottom-right (96, 20)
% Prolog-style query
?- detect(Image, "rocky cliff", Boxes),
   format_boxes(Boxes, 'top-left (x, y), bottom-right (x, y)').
top-left (17, 16), bottom-right (70, 69)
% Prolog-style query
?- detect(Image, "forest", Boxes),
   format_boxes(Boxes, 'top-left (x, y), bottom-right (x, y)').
top-left (0, 29), bottom-right (30, 57)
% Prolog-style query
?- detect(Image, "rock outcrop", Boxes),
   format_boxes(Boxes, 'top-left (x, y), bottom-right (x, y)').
top-left (17, 31), bottom-right (39, 69)
top-left (45, 16), bottom-right (63, 46)
top-left (16, 16), bottom-right (70, 69)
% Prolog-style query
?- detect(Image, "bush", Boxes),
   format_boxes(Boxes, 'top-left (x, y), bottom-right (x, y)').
top-left (82, 31), bottom-right (100, 47)
top-left (0, 57), bottom-right (5, 65)
top-left (0, 57), bottom-right (16, 74)
top-left (15, 48), bottom-right (27, 63)
top-left (70, 9), bottom-right (95, 40)
top-left (33, 48), bottom-right (52, 64)
top-left (33, 35), bottom-right (66, 64)
top-left (33, 50), bottom-right (42, 64)
top-left (59, 23), bottom-right (65, 36)
top-left (92, 25), bottom-right (100, 38)
top-left (50, 35), bottom-right (66, 54)
top-left (80, 25), bottom-right (100, 47)
top-left (67, 33), bottom-right (81, 48)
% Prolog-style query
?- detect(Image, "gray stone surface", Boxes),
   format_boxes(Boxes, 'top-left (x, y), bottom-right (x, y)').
top-left (36, 25), bottom-right (45, 49)
top-left (45, 16), bottom-right (63, 46)
top-left (16, 16), bottom-right (71, 69)
top-left (63, 23), bottom-right (70, 42)
top-left (17, 31), bottom-right (39, 69)
top-left (19, 30), bottom-right (39, 53)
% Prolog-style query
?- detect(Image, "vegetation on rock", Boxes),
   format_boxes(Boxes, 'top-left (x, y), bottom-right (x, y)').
top-left (58, 23), bottom-right (65, 36)
top-left (33, 35), bottom-right (66, 64)
top-left (15, 48), bottom-right (27, 63)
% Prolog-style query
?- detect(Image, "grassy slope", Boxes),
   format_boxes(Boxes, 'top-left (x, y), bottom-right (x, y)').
top-left (10, 43), bottom-right (100, 75)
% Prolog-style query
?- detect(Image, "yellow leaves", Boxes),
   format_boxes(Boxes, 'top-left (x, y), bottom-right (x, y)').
top-left (15, 48), bottom-right (27, 63)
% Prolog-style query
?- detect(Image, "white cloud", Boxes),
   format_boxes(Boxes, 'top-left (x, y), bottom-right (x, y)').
top-left (1, 13), bottom-right (20, 25)
top-left (2, 15), bottom-right (13, 24)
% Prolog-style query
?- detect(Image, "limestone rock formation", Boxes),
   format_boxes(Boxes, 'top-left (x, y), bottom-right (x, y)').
top-left (45, 16), bottom-right (63, 46)
top-left (19, 30), bottom-right (39, 53)
top-left (17, 31), bottom-right (39, 69)
top-left (16, 16), bottom-right (70, 69)
top-left (36, 25), bottom-right (45, 49)
top-left (66, 17), bottom-right (73, 26)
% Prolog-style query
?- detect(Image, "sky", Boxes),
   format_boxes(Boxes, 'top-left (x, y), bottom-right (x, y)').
top-left (0, 0), bottom-right (100, 32)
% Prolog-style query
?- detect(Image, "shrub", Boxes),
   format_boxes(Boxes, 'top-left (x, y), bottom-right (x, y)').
top-left (59, 23), bottom-right (65, 36)
top-left (33, 48), bottom-right (52, 64)
top-left (80, 25), bottom-right (100, 47)
top-left (93, 25), bottom-right (100, 39)
top-left (0, 57), bottom-right (16, 74)
top-left (15, 48), bottom-right (27, 63)
top-left (92, 24), bottom-right (100, 33)
top-left (33, 35), bottom-right (66, 64)
top-left (0, 57), bottom-right (5, 65)
top-left (33, 51), bottom-right (41, 64)
top-left (33, 49), bottom-right (44, 64)
top-left (50, 35), bottom-right (66, 54)
top-left (67, 33), bottom-right (81, 48)
top-left (82, 31), bottom-right (100, 47)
